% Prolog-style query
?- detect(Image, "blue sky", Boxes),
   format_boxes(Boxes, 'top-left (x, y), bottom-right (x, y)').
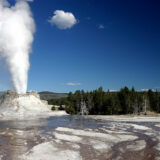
top-left (1, 0), bottom-right (160, 93)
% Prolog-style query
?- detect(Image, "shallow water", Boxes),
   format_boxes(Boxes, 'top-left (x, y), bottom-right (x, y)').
top-left (0, 115), bottom-right (160, 160)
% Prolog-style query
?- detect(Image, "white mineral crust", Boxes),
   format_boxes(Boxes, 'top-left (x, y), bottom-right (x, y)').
top-left (0, 90), bottom-right (66, 118)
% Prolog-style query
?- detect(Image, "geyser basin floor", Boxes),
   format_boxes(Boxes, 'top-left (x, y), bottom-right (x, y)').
top-left (0, 116), bottom-right (159, 160)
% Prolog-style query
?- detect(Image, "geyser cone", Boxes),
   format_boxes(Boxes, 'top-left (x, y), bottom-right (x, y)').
top-left (0, 90), bottom-right (50, 118)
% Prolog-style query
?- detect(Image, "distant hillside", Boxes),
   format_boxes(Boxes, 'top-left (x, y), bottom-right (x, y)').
top-left (0, 92), bottom-right (5, 99)
top-left (0, 91), bottom-right (68, 100)
top-left (39, 91), bottom-right (68, 100)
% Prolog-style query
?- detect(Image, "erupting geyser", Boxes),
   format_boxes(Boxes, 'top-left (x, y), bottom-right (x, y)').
top-left (0, 1), bottom-right (54, 118)
top-left (0, 0), bottom-right (35, 94)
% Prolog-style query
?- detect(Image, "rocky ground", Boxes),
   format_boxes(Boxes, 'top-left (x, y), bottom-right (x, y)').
top-left (0, 115), bottom-right (159, 160)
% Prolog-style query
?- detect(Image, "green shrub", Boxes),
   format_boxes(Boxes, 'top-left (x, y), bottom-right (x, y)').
top-left (51, 106), bottom-right (56, 111)
top-left (65, 106), bottom-right (75, 115)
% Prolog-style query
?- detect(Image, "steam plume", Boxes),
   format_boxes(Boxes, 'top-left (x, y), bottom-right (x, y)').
top-left (0, 0), bottom-right (35, 94)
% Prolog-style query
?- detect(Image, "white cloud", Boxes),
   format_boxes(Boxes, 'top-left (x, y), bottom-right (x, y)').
top-left (49, 10), bottom-right (77, 29)
top-left (65, 83), bottom-right (81, 86)
top-left (98, 24), bottom-right (104, 29)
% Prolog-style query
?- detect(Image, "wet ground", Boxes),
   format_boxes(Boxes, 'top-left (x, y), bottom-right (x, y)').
top-left (0, 115), bottom-right (160, 160)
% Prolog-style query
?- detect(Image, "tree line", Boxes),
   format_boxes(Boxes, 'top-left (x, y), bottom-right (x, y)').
top-left (48, 87), bottom-right (160, 115)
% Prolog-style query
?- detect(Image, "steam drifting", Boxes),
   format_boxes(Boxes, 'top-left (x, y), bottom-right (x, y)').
top-left (0, 0), bottom-right (35, 94)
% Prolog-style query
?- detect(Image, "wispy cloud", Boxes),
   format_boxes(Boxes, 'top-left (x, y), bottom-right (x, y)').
top-left (141, 89), bottom-right (155, 92)
top-left (109, 90), bottom-right (117, 92)
top-left (48, 10), bottom-right (77, 29)
top-left (64, 83), bottom-right (81, 86)
top-left (98, 24), bottom-right (105, 29)
top-left (141, 89), bottom-right (149, 92)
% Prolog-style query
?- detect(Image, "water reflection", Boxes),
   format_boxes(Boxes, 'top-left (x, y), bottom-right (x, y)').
top-left (0, 118), bottom-right (48, 160)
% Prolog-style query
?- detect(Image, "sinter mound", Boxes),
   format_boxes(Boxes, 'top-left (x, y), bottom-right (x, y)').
top-left (0, 90), bottom-right (50, 118)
